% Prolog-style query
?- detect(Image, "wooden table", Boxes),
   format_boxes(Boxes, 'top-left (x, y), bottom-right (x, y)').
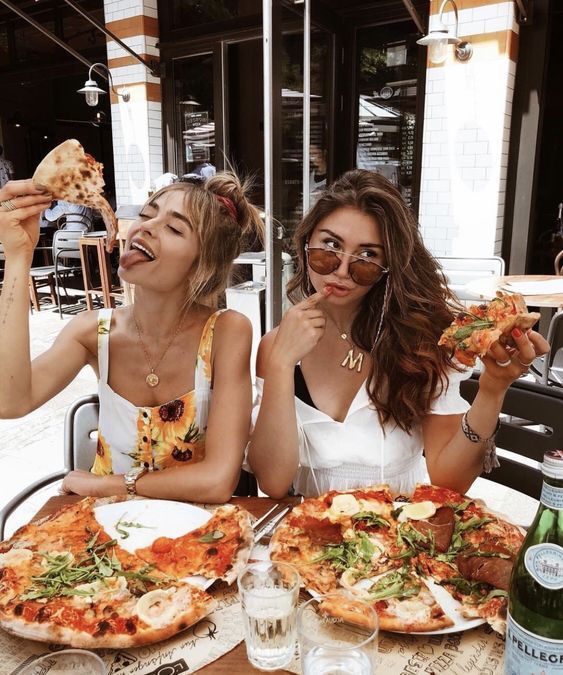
top-left (465, 274), bottom-right (563, 335)
top-left (79, 234), bottom-right (123, 310)
top-left (32, 494), bottom-right (298, 675)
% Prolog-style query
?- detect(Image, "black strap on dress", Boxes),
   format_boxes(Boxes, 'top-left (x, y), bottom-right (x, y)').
top-left (294, 365), bottom-right (317, 409)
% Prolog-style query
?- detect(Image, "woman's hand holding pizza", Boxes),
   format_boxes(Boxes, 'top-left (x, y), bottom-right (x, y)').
top-left (480, 328), bottom-right (549, 392)
top-left (270, 288), bottom-right (331, 368)
top-left (0, 180), bottom-right (52, 257)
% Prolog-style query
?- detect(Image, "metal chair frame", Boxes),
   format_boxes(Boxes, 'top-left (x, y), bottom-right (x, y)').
top-left (435, 255), bottom-right (505, 303)
top-left (29, 229), bottom-right (86, 316)
top-left (460, 373), bottom-right (563, 497)
top-left (530, 311), bottom-right (563, 386)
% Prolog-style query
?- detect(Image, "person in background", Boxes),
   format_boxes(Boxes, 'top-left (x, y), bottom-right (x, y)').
top-left (43, 200), bottom-right (95, 232)
top-left (0, 146), bottom-right (14, 188)
top-left (0, 173), bottom-right (263, 503)
top-left (246, 169), bottom-right (549, 499)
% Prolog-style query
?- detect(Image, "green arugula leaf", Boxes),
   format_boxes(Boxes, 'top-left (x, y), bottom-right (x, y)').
top-left (352, 512), bottom-right (390, 529)
top-left (453, 320), bottom-right (494, 341)
top-left (114, 513), bottom-right (156, 540)
top-left (199, 530), bottom-right (225, 544)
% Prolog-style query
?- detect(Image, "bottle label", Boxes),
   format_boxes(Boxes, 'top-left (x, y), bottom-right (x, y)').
top-left (541, 481), bottom-right (563, 510)
top-left (505, 613), bottom-right (563, 673)
top-left (524, 544), bottom-right (563, 590)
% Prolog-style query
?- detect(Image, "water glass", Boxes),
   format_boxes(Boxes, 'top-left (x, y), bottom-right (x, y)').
top-left (237, 561), bottom-right (300, 671)
top-left (18, 649), bottom-right (106, 674)
top-left (297, 593), bottom-right (379, 675)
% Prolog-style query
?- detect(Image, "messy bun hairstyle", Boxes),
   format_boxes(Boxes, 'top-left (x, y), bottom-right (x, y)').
top-left (148, 171), bottom-right (264, 308)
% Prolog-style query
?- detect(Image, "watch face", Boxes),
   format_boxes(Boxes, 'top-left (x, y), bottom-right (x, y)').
top-left (127, 467), bottom-right (146, 480)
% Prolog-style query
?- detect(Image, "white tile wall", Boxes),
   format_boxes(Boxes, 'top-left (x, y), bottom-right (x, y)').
top-left (419, 1), bottom-right (517, 259)
top-left (104, 0), bottom-right (163, 206)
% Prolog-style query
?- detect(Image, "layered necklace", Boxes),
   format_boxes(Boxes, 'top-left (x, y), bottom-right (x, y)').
top-left (326, 314), bottom-right (364, 373)
top-left (132, 309), bottom-right (184, 387)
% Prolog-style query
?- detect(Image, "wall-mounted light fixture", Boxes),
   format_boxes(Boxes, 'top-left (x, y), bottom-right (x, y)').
top-left (77, 62), bottom-right (130, 107)
top-left (417, 0), bottom-right (473, 64)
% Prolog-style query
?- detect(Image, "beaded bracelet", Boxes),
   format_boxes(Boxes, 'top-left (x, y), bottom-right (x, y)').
top-left (461, 412), bottom-right (501, 473)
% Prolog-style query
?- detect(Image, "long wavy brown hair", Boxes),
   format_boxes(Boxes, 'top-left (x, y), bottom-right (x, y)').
top-left (287, 169), bottom-right (459, 432)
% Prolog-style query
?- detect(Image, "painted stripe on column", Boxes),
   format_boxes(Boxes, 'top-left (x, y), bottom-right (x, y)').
top-left (426, 29), bottom-right (518, 67)
top-left (106, 16), bottom-right (158, 39)
top-left (108, 54), bottom-right (159, 69)
top-left (110, 82), bottom-right (161, 103)
top-left (430, 0), bottom-right (512, 11)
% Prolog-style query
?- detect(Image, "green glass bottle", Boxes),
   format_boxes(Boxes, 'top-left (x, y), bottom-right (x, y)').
top-left (505, 450), bottom-right (563, 674)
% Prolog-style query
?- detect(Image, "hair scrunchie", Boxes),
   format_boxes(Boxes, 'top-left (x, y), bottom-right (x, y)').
top-left (214, 194), bottom-right (238, 222)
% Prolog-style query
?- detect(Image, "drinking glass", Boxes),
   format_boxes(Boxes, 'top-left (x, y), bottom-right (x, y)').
top-left (18, 649), bottom-right (106, 674)
top-left (237, 561), bottom-right (300, 671)
top-left (297, 594), bottom-right (379, 675)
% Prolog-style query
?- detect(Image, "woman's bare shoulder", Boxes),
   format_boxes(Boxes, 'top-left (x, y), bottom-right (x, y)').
top-left (50, 310), bottom-right (100, 363)
top-left (215, 307), bottom-right (252, 333)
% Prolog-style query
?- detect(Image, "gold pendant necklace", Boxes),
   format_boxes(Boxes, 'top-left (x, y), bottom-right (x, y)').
top-left (132, 309), bottom-right (184, 387)
top-left (327, 319), bottom-right (364, 374)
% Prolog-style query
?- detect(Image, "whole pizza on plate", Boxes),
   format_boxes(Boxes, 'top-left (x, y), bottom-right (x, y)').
top-left (270, 483), bottom-right (524, 635)
top-left (0, 497), bottom-right (253, 648)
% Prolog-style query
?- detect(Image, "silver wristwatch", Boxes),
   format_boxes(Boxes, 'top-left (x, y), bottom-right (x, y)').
top-left (124, 466), bottom-right (148, 495)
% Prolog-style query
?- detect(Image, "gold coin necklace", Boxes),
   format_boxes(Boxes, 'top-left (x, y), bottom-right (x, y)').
top-left (132, 309), bottom-right (184, 387)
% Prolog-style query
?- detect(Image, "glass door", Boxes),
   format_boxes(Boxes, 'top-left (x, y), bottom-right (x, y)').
top-left (172, 53), bottom-right (216, 178)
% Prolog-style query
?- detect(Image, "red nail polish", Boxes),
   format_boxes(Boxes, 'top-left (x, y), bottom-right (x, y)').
top-left (512, 328), bottom-right (522, 338)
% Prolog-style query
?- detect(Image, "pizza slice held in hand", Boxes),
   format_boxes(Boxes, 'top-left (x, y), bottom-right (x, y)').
top-left (438, 291), bottom-right (540, 367)
top-left (33, 139), bottom-right (118, 251)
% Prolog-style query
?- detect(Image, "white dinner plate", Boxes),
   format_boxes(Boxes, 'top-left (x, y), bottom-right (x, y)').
top-left (94, 499), bottom-right (213, 589)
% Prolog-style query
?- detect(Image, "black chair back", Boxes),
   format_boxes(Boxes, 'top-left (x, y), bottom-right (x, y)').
top-left (460, 374), bottom-right (563, 496)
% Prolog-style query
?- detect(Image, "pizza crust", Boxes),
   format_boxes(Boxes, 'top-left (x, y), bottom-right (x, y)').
top-left (221, 505), bottom-right (254, 584)
top-left (0, 586), bottom-right (215, 648)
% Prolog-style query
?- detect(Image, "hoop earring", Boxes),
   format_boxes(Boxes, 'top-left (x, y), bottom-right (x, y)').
top-left (372, 275), bottom-right (390, 351)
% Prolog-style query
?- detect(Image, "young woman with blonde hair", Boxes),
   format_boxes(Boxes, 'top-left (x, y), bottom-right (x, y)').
top-left (247, 169), bottom-right (548, 498)
top-left (0, 174), bottom-right (263, 502)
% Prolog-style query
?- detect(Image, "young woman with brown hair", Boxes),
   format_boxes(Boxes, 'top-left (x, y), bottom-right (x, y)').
top-left (0, 174), bottom-right (263, 502)
top-left (247, 169), bottom-right (549, 498)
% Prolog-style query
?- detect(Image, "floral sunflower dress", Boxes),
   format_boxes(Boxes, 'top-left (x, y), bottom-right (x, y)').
top-left (91, 308), bottom-right (225, 476)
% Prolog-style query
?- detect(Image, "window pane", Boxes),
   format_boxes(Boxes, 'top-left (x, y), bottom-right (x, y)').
top-left (168, 0), bottom-right (261, 28)
top-left (281, 29), bottom-right (330, 238)
top-left (0, 25), bottom-right (9, 67)
top-left (63, 10), bottom-right (106, 52)
top-left (15, 21), bottom-right (58, 62)
top-left (356, 24), bottom-right (420, 206)
top-left (173, 54), bottom-right (215, 176)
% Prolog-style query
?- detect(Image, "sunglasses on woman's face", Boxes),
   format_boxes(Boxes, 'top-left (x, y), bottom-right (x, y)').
top-left (305, 244), bottom-right (388, 286)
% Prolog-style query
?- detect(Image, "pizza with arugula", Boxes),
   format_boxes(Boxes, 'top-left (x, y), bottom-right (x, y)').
top-left (270, 483), bottom-right (524, 634)
top-left (0, 497), bottom-right (253, 648)
top-left (438, 291), bottom-right (540, 366)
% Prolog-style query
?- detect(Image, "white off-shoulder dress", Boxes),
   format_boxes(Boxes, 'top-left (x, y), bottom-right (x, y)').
top-left (250, 367), bottom-right (472, 497)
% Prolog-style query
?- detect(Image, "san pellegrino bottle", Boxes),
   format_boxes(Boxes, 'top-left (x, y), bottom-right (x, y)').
top-left (505, 450), bottom-right (563, 674)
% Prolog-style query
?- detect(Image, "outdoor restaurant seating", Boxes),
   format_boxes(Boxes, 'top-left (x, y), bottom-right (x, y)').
top-left (0, 394), bottom-right (258, 540)
top-left (460, 372), bottom-right (563, 497)
top-left (529, 309), bottom-right (563, 386)
top-left (436, 255), bottom-right (505, 303)
top-left (29, 229), bottom-right (85, 316)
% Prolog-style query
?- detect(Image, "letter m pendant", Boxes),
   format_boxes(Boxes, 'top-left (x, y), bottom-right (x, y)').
top-left (341, 348), bottom-right (363, 373)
